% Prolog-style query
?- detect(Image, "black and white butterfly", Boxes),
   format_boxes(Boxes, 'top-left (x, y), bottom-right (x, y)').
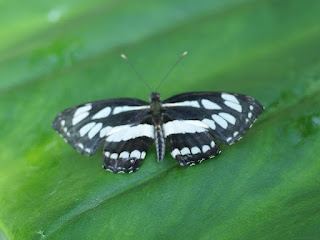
top-left (52, 91), bottom-right (263, 173)
top-left (52, 52), bottom-right (263, 173)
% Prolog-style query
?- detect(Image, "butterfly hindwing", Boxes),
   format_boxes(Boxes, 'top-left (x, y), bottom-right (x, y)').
top-left (166, 131), bottom-right (221, 167)
top-left (102, 116), bottom-right (154, 173)
top-left (52, 98), bottom-right (150, 156)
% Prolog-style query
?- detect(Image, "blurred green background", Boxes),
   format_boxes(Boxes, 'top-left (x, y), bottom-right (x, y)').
top-left (1, 0), bottom-right (320, 239)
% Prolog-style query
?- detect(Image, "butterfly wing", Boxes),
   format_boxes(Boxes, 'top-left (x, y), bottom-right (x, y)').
top-left (162, 92), bottom-right (263, 166)
top-left (52, 98), bottom-right (155, 173)
top-left (102, 116), bottom-right (154, 173)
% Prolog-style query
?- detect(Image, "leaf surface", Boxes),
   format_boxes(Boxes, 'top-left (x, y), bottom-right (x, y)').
top-left (0, 0), bottom-right (320, 239)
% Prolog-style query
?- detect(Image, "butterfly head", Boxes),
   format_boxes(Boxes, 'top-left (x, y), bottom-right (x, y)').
top-left (149, 92), bottom-right (161, 102)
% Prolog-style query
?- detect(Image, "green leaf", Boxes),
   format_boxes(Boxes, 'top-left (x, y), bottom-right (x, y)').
top-left (1, 0), bottom-right (320, 239)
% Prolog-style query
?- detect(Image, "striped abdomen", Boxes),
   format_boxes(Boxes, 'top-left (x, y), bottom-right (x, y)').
top-left (154, 124), bottom-right (165, 162)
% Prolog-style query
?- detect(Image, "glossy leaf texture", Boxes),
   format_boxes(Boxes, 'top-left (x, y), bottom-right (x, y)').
top-left (1, 0), bottom-right (320, 239)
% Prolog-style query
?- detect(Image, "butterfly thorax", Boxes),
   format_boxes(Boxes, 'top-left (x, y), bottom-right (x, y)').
top-left (149, 92), bottom-right (162, 116)
top-left (149, 92), bottom-right (165, 162)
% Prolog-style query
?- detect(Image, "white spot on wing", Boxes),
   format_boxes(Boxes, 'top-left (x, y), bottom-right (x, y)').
top-left (181, 147), bottom-right (191, 155)
top-left (72, 112), bottom-right (89, 125)
top-left (141, 151), bottom-right (146, 159)
top-left (191, 147), bottom-right (201, 154)
top-left (77, 143), bottom-right (84, 149)
top-left (226, 137), bottom-right (232, 142)
top-left (106, 124), bottom-right (154, 142)
top-left (202, 118), bottom-right (216, 130)
top-left (99, 126), bottom-right (112, 138)
top-left (212, 114), bottom-right (228, 129)
top-left (106, 124), bottom-right (130, 136)
top-left (221, 93), bottom-right (239, 104)
top-left (233, 131), bottom-right (239, 137)
top-left (79, 122), bottom-right (96, 137)
top-left (74, 104), bottom-right (92, 117)
top-left (119, 151), bottom-right (129, 159)
top-left (104, 151), bottom-right (110, 157)
top-left (162, 101), bottom-right (200, 108)
top-left (92, 107), bottom-right (111, 119)
top-left (130, 150), bottom-right (141, 159)
top-left (171, 149), bottom-right (180, 158)
top-left (113, 105), bottom-right (149, 115)
top-left (210, 141), bottom-right (215, 148)
top-left (201, 99), bottom-right (221, 110)
top-left (88, 123), bottom-right (103, 139)
top-left (110, 153), bottom-right (118, 159)
top-left (60, 120), bottom-right (65, 126)
top-left (219, 112), bottom-right (236, 125)
top-left (163, 120), bottom-right (208, 137)
top-left (202, 145), bottom-right (210, 153)
top-left (249, 105), bottom-right (254, 111)
top-left (248, 112), bottom-right (252, 118)
top-left (224, 101), bottom-right (242, 112)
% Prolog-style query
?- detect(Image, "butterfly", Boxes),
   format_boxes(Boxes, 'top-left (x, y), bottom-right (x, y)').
top-left (52, 52), bottom-right (264, 173)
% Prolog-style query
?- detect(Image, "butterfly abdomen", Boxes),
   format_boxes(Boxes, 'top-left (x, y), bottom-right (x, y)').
top-left (154, 124), bottom-right (165, 162)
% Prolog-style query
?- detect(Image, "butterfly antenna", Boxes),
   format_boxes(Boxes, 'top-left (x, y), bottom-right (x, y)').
top-left (121, 54), bottom-right (153, 92)
top-left (155, 51), bottom-right (188, 92)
